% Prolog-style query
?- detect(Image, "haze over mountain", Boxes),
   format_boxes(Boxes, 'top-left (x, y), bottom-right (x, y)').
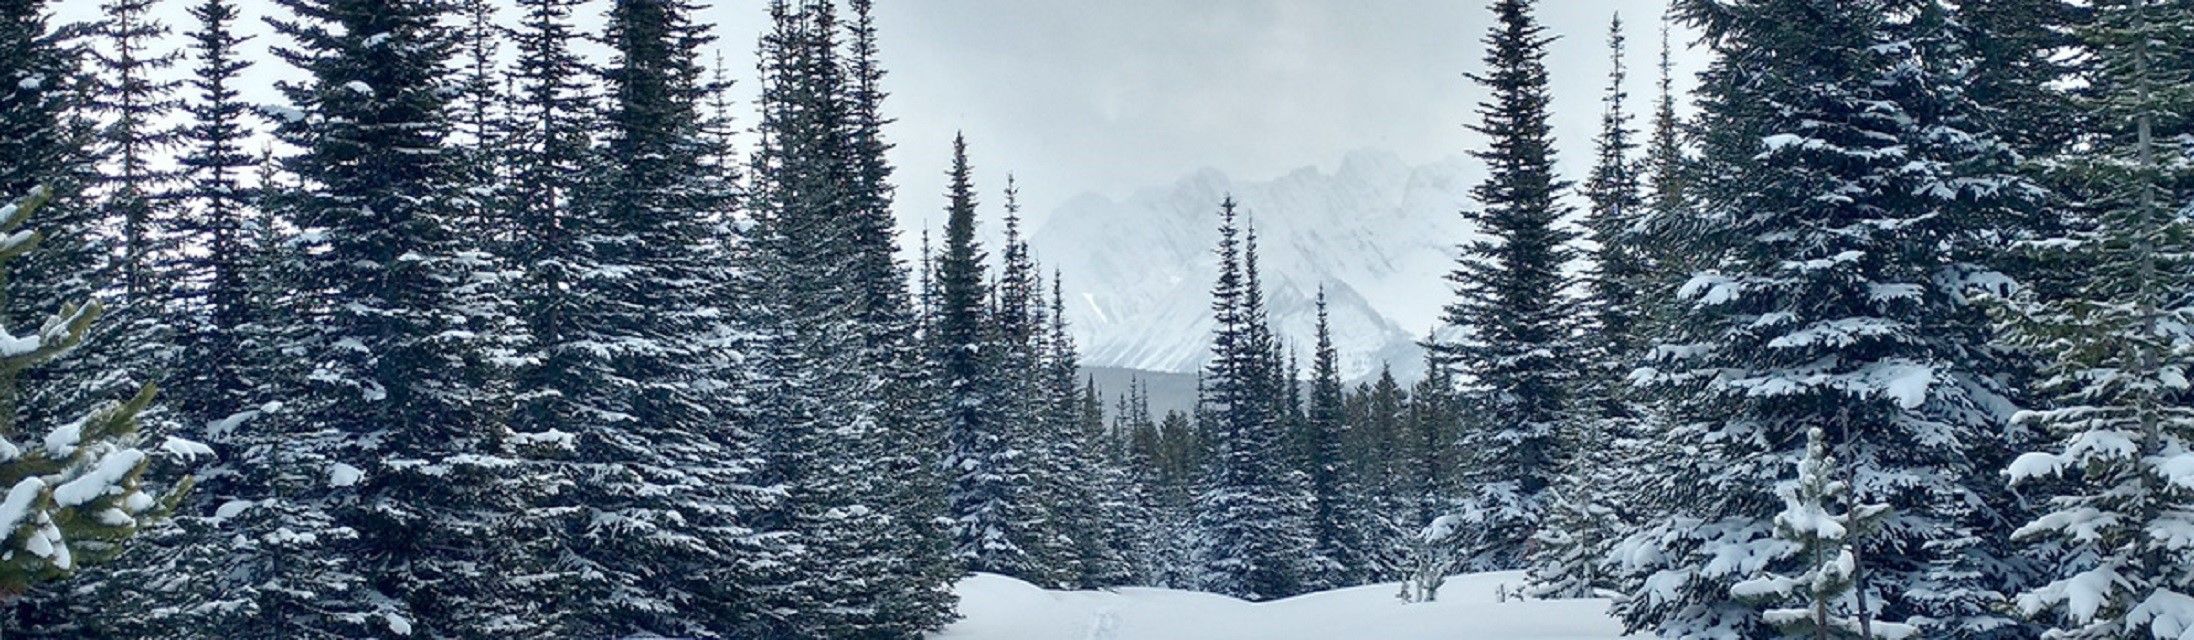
top-left (1034, 150), bottom-right (1482, 382)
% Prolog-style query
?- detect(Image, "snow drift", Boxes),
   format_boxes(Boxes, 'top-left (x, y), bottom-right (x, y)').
top-left (938, 570), bottom-right (1637, 640)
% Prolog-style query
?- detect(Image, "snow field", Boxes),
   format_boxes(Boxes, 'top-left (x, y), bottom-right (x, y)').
top-left (939, 570), bottom-right (1637, 640)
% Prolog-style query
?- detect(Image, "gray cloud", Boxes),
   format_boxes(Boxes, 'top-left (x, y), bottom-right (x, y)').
top-left (52, 0), bottom-right (1708, 242)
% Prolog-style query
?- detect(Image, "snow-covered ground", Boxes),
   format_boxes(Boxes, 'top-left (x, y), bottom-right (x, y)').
top-left (938, 571), bottom-right (1639, 640)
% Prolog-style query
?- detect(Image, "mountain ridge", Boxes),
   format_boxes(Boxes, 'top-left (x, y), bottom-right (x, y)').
top-left (1033, 150), bottom-right (1481, 381)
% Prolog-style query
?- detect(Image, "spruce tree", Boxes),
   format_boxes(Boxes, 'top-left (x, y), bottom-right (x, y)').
top-left (1528, 14), bottom-right (1645, 601)
top-left (2003, 1), bottom-right (2194, 637)
top-left (1618, 2), bottom-right (2042, 636)
top-left (0, 21), bottom-right (106, 563)
top-left (1403, 346), bottom-right (1459, 536)
top-left (494, 0), bottom-right (601, 633)
top-left (1963, 0), bottom-right (2085, 160)
top-left (503, 0), bottom-right (768, 633)
top-left (732, 224), bottom-right (894, 639)
top-left (168, 0), bottom-right (257, 434)
top-left (1731, 428), bottom-right (1908, 639)
top-left (1435, 0), bottom-right (1576, 572)
top-left (840, 1), bottom-right (958, 616)
top-left (1577, 14), bottom-right (1646, 367)
top-left (0, 0), bottom-right (82, 213)
top-left (1345, 363), bottom-right (1412, 569)
top-left (991, 178), bottom-right (1073, 586)
top-left (747, 2), bottom-right (953, 633)
top-left (1147, 407), bottom-right (1201, 588)
top-left (58, 0), bottom-right (251, 632)
top-left (1635, 13), bottom-right (1702, 336)
top-left (447, 0), bottom-right (504, 166)
top-left (505, 0), bottom-right (598, 456)
top-left (1299, 289), bottom-right (1377, 590)
top-left (1193, 199), bottom-right (1312, 601)
top-left (0, 3), bottom-right (100, 427)
top-left (0, 185), bottom-right (191, 634)
top-left (1118, 378), bottom-right (1181, 587)
top-left (151, 146), bottom-right (389, 639)
top-left (931, 134), bottom-right (1041, 579)
top-left (259, 0), bottom-right (546, 633)
top-left (1043, 273), bottom-right (1136, 589)
top-left (86, 0), bottom-right (182, 303)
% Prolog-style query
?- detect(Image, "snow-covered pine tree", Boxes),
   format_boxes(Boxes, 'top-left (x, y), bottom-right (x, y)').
top-left (505, 0), bottom-right (598, 460)
top-left (930, 134), bottom-right (1043, 581)
top-left (840, 1), bottom-right (959, 618)
top-left (0, 0), bottom-right (83, 224)
top-left (1603, 23), bottom-right (1705, 597)
top-left (1403, 344), bottom-right (1459, 538)
top-left (0, 4), bottom-right (102, 437)
top-left (1527, 14), bottom-right (1644, 601)
top-left (730, 214), bottom-right (893, 638)
top-left (491, 0), bottom-right (604, 634)
top-left (166, 0), bottom-right (257, 446)
top-left (1079, 380), bottom-right (1146, 590)
top-left (1042, 272), bottom-right (1137, 589)
top-left (1435, 0), bottom-right (1577, 573)
top-left (1618, 1), bottom-right (2041, 636)
top-left (491, 0), bottom-right (768, 633)
top-left (1395, 348), bottom-right (1466, 600)
top-left (1962, 0), bottom-right (2082, 445)
top-left (87, 7), bottom-right (262, 631)
top-left (992, 177), bottom-right (1075, 586)
top-left (441, 0), bottom-right (530, 360)
top-left (47, 0), bottom-right (245, 632)
top-left (85, 0), bottom-right (182, 304)
top-left (1577, 13), bottom-right (1646, 375)
top-left (0, 184), bottom-right (194, 633)
top-left (1343, 367), bottom-right (1396, 502)
top-left (1633, 13), bottom-right (1700, 332)
top-left (142, 145), bottom-right (390, 639)
top-left (497, 0), bottom-right (600, 622)
top-left (447, 0), bottom-right (506, 186)
top-left (1118, 378), bottom-right (1187, 587)
top-left (746, 2), bottom-right (952, 633)
top-left (1119, 381), bottom-right (1148, 461)
top-left (1193, 199), bottom-right (1313, 601)
top-left (1963, 0), bottom-right (2085, 161)
top-left (1299, 288), bottom-right (1378, 590)
top-left (1343, 363), bottom-right (1413, 570)
top-left (1644, 12), bottom-right (1684, 244)
top-left (34, 30), bottom-right (192, 631)
top-left (1731, 428), bottom-right (1910, 639)
top-left (61, 16), bottom-right (271, 640)
top-left (1148, 407), bottom-right (1202, 589)
top-left (2002, 1), bottom-right (2194, 637)
top-left (916, 228), bottom-right (937, 334)
top-left (259, 0), bottom-right (552, 633)
top-left (1, 19), bottom-right (113, 562)
top-left (430, 10), bottom-right (551, 631)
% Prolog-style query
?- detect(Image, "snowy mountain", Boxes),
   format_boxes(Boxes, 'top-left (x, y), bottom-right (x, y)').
top-left (1032, 150), bottom-right (1482, 381)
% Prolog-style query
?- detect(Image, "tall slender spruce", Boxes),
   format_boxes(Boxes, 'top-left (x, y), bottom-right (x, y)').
top-left (1435, 0), bottom-right (1577, 572)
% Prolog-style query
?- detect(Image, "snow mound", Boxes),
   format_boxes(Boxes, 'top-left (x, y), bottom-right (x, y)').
top-left (939, 571), bottom-right (1637, 640)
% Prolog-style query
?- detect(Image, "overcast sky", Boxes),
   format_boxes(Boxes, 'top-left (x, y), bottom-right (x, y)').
top-left (56, 0), bottom-right (1706, 236)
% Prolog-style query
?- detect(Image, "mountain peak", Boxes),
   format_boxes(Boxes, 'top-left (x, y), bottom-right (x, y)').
top-left (1031, 152), bottom-right (1482, 380)
top-left (1336, 148), bottom-right (1408, 179)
